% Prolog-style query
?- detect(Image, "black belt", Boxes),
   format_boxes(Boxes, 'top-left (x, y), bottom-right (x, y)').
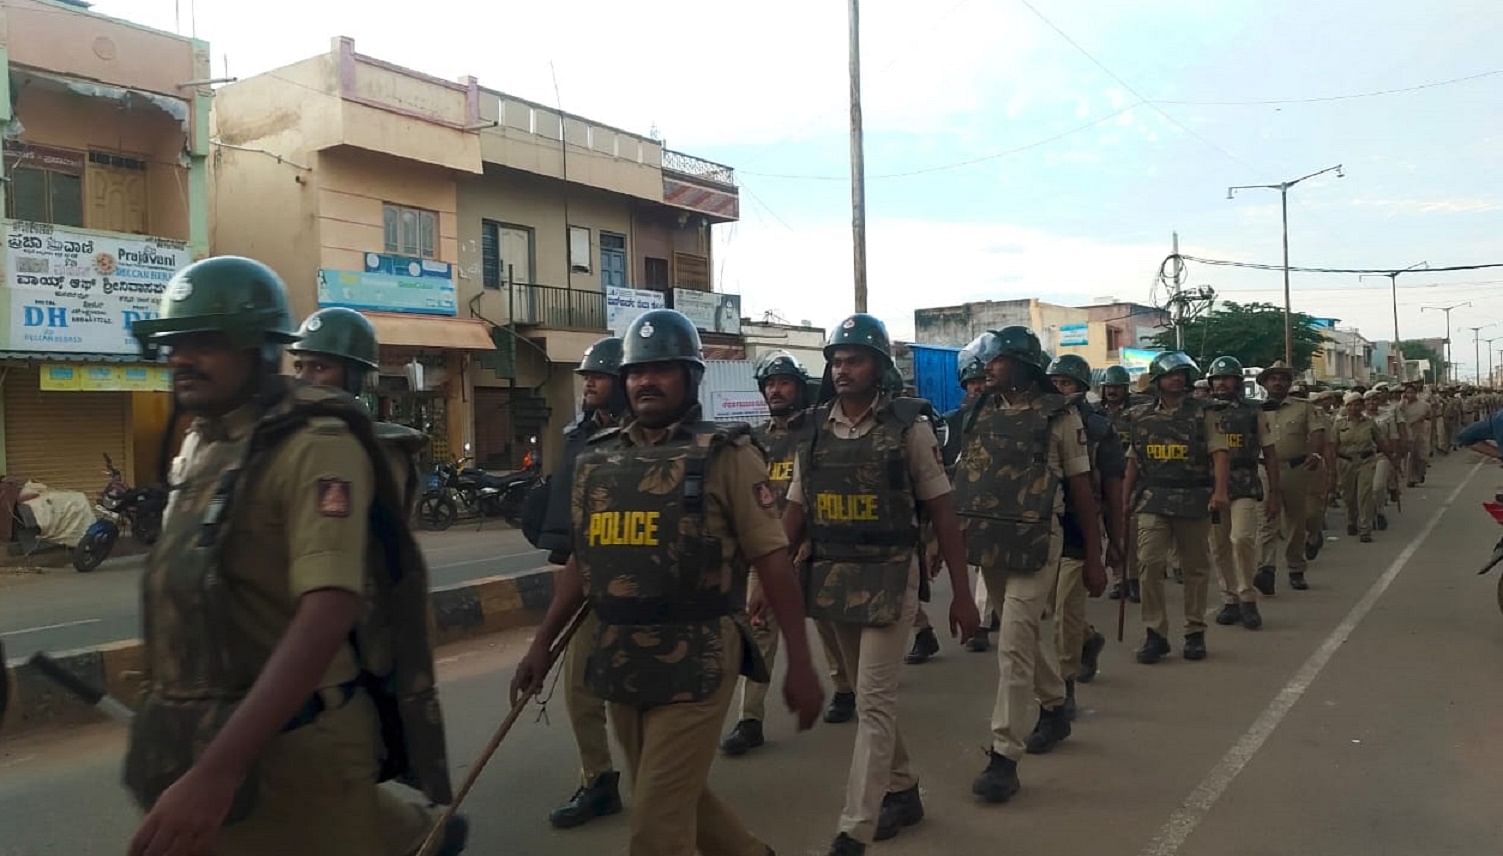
top-left (282, 680), bottom-right (359, 733)
top-left (1283, 455), bottom-right (1307, 467)
top-left (1338, 451), bottom-right (1375, 461)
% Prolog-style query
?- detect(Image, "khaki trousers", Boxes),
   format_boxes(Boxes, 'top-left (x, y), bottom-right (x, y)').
top-left (610, 620), bottom-right (766, 856)
top-left (1373, 456), bottom-right (1393, 514)
top-left (1045, 555), bottom-right (1088, 681)
top-left (1257, 461), bottom-right (1310, 573)
top-left (213, 691), bottom-right (433, 856)
top-left (1342, 458), bottom-right (1377, 536)
top-left (1409, 424), bottom-right (1429, 481)
top-left (980, 530), bottom-right (1066, 761)
top-left (972, 568), bottom-right (998, 620)
top-left (1113, 514), bottom-right (1141, 583)
top-left (564, 609), bottom-right (615, 784)
top-left (828, 568), bottom-right (920, 844)
top-left (740, 613), bottom-right (853, 720)
top-left (1305, 458), bottom-right (1327, 545)
top-left (1138, 513), bottom-right (1212, 637)
top-left (1211, 497), bottom-right (1262, 604)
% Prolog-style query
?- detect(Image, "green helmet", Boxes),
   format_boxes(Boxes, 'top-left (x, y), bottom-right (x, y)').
top-left (1101, 365), bottom-right (1131, 387)
top-left (289, 307), bottom-right (379, 369)
top-left (620, 309), bottom-right (704, 371)
top-left (576, 336), bottom-right (624, 375)
top-left (825, 313), bottom-right (892, 365)
top-left (132, 256), bottom-right (297, 358)
top-left (754, 350), bottom-right (809, 385)
top-left (961, 326), bottom-right (1045, 376)
top-left (1206, 355), bottom-right (1244, 380)
top-left (957, 356), bottom-right (987, 385)
top-left (1046, 354), bottom-right (1093, 389)
top-left (1148, 351), bottom-right (1201, 384)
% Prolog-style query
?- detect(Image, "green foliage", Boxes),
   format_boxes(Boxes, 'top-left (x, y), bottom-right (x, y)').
top-left (1399, 339), bottom-right (1444, 383)
top-left (1149, 301), bottom-right (1324, 370)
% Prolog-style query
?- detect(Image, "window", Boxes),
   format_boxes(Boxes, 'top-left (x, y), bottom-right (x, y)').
top-left (482, 221), bottom-right (535, 288)
top-left (4, 143), bottom-right (86, 227)
top-left (673, 252), bottom-right (710, 290)
top-left (383, 203), bottom-right (438, 259)
top-left (1106, 326), bottom-right (1123, 354)
top-left (568, 226), bottom-right (591, 273)
top-left (645, 257), bottom-right (670, 289)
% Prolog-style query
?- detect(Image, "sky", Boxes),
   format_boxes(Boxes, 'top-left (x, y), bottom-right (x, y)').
top-left (94, 0), bottom-right (1503, 378)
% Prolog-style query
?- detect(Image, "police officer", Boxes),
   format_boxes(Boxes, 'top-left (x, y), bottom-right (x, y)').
top-left (1302, 389), bottom-right (1337, 560)
top-left (953, 329), bottom-right (1100, 798)
top-left (1255, 362), bottom-right (1326, 593)
top-left (783, 314), bottom-right (980, 855)
top-left (1367, 388), bottom-right (1402, 531)
top-left (723, 351), bottom-right (857, 756)
top-left (1123, 352), bottom-right (1230, 664)
top-left (1400, 382), bottom-right (1431, 485)
top-left (1335, 391), bottom-right (1387, 542)
top-left (126, 257), bottom-right (461, 856)
top-left (1205, 357), bottom-right (1280, 631)
top-left (1099, 365), bottom-right (1144, 604)
top-left (537, 336), bottom-right (628, 829)
top-left (511, 309), bottom-right (823, 856)
top-left (1044, 354), bottom-right (1123, 693)
top-left (948, 357), bottom-right (1000, 654)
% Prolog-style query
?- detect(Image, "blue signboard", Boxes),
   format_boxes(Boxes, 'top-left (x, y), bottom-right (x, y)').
top-left (317, 256), bottom-right (457, 316)
top-left (1059, 323), bottom-right (1089, 346)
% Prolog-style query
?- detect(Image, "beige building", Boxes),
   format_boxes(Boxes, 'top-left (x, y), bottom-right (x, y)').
top-left (742, 319), bottom-right (828, 377)
top-left (0, 0), bottom-right (212, 490)
top-left (212, 37), bottom-right (738, 470)
top-left (915, 298), bottom-right (1089, 355)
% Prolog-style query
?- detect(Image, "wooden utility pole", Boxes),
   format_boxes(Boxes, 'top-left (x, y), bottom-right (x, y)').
top-left (848, 0), bottom-right (868, 313)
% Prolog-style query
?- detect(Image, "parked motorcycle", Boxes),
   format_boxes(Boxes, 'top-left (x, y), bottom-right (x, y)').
top-left (73, 454), bottom-right (168, 572)
top-left (418, 458), bottom-right (464, 532)
top-left (1479, 494), bottom-right (1503, 614)
top-left (462, 460), bottom-right (541, 523)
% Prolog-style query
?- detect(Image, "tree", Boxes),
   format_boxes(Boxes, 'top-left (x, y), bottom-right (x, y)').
top-left (1149, 301), bottom-right (1324, 371)
top-left (1399, 339), bottom-right (1444, 383)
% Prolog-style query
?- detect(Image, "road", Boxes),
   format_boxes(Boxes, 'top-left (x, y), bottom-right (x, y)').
top-left (3, 453), bottom-right (1500, 855)
top-left (0, 520), bottom-right (547, 658)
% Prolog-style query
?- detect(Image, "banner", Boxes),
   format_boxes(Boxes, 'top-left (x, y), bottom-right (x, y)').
top-left (673, 288), bottom-right (741, 335)
top-left (1117, 347), bottom-right (1162, 376)
top-left (606, 285), bottom-right (665, 335)
top-left (2, 220), bottom-right (190, 354)
top-left (1059, 323), bottom-right (1089, 346)
top-left (318, 258), bottom-right (456, 316)
top-left (708, 389), bottom-right (769, 422)
top-left (40, 363), bottom-right (170, 392)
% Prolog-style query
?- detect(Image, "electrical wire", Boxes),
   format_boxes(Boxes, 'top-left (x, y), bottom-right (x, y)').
top-left (1173, 254), bottom-right (1503, 275)
top-left (1154, 68), bottom-right (1503, 106)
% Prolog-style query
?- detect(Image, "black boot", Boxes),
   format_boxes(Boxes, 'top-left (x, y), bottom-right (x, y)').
top-left (874, 784), bottom-right (924, 841)
top-left (1240, 601), bottom-right (1263, 630)
top-left (1359, 533), bottom-right (1373, 543)
top-left (1347, 523), bottom-right (1359, 536)
top-left (549, 771), bottom-right (623, 829)
top-left (1128, 579), bottom-right (1142, 603)
top-left (1078, 630), bottom-right (1106, 684)
top-left (824, 690), bottom-right (856, 724)
top-left (1108, 581), bottom-right (1124, 600)
top-left (720, 718), bottom-right (764, 757)
top-left (1060, 679), bottom-right (1078, 722)
top-left (967, 630), bottom-right (991, 653)
top-left (1305, 534), bottom-right (1324, 561)
top-left (1375, 513), bottom-right (1388, 531)
top-left (904, 628), bottom-right (940, 664)
top-left (827, 832), bottom-right (866, 856)
top-left (972, 751), bottom-right (1021, 803)
top-left (1172, 566), bottom-right (1184, 585)
top-left (1136, 629), bottom-right (1170, 664)
top-left (435, 814), bottom-right (470, 856)
top-left (1025, 705), bottom-right (1072, 754)
top-left (1182, 632), bottom-right (1207, 661)
top-left (1215, 602), bottom-right (1242, 626)
top-left (1289, 571), bottom-right (1309, 590)
top-left (1253, 565), bottom-right (1277, 596)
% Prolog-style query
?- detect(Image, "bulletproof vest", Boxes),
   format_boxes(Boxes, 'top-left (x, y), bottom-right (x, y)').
top-left (573, 419), bottom-right (765, 707)
top-left (125, 379), bottom-right (452, 822)
top-left (1215, 400), bottom-right (1264, 502)
top-left (374, 421), bottom-right (427, 518)
top-left (1130, 397), bottom-right (1213, 518)
top-left (940, 406), bottom-right (967, 472)
top-left (800, 397), bottom-right (923, 626)
top-left (753, 410), bottom-right (815, 513)
top-left (1063, 399), bottom-right (1113, 558)
top-left (954, 392), bottom-right (1068, 573)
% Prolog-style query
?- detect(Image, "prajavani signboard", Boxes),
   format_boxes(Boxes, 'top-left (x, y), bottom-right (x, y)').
top-left (2, 220), bottom-right (190, 354)
top-left (606, 286), bottom-right (665, 335)
top-left (673, 288), bottom-right (742, 335)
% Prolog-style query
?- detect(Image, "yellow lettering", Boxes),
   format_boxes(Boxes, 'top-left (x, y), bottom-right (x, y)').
top-left (768, 460), bottom-right (795, 483)
top-left (1227, 433), bottom-right (1244, 449)
top-left (1145, 443), bottom-right (1191, 462)
top-left (814, 492), bottom-right (881, 523)
top-left (587, 511), bottom-right (661, 546)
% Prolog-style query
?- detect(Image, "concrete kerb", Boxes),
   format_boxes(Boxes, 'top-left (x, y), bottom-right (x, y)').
top-left (0, 565), bottom-right (557, 737)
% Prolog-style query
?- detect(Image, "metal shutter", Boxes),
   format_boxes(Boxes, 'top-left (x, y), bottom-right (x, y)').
top-left (4, 366), bottom-right (127, 493)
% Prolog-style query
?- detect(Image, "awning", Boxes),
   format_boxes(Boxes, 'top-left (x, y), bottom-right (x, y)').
top-left (14, 67), bottom-right (191, 134)
top-left (365, 313), bottom-right (496, 351)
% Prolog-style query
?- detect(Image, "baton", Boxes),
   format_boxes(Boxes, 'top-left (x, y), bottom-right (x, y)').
top-left (27, 651), bottom-right (135, 723)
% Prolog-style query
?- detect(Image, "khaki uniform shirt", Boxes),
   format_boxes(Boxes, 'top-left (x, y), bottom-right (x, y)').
top-left (1400, 398), bottom-right (1430, 435)
top-left (160, 404), bottom-right (373, 690)
top-left (1264, 396), bottom-right (1320, 460)
top-left (1334, 413), bottom-right (1382, 459)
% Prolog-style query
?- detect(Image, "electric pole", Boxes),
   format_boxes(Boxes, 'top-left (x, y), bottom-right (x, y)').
top-left (1486, 337), bottom-right (1501, 388)
top-left (1463, 325), bottom-right (1494, 385)
top-left (1360, 261), bottom-right (1427, 377)
top-left (848, 0), bottom-right (868, 314)
top-left (1227, 163), bottom-right (1344, 365)
top-left (1172, 232), bottom-right (1184, 350)
top-left (1421, 301), bottom-right (1471, 383)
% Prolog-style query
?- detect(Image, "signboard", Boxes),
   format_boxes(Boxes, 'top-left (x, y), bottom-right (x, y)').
top-left (40, 362), bottom-right (170, 392)
top-left (1059, 323), bottom-right (1089, 347)
top-left (2, 220), bottom-right (190, 354)
top-left (606, 285), bottom-right (665, 335)
top-left (1117, 347), bottom-right (1162, 376)
top-left (318, 255), bottom-right (456, 316)
top-left (2, 141), bottom-right (86, 175)
top-left (708, 390), bottom-right (769, 422)
top-left (672, 288), bottom-right (741, 335)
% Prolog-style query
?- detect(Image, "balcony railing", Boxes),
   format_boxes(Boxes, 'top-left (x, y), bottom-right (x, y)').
top-left (504, 283), bottom-right (606, 331)
top-left (662, 149), bottom-right (736, 188)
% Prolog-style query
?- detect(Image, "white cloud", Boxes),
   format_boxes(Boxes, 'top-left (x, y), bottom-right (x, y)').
top-left (1348, 197), bottom-right (1503, 215)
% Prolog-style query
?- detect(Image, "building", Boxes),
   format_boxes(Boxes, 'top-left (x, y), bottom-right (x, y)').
top-left (912, 297), bottom-right (1168, 369)
top-left (742, 319), bottom-right (827, 377)
top-left (211, 37), bottom-right (739, 471)
top-left (1074, 301), bottom-right (1171, 367)
top-left (1313, 327), bottom-right (1374, 386)
top-left (0, 0), bottom-right (212, 491)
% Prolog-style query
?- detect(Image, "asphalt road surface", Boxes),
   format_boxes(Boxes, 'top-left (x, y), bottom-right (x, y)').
top-left (0, 521), bottom-right (547, 658)
top-left (3, 453), bottom-right (1500, 855)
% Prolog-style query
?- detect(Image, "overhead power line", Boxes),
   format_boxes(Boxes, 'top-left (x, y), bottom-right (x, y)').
top-left (1172, 254), bottom-right (1503, 275)
top-left (1153, 68), bottom-right (1503, 106)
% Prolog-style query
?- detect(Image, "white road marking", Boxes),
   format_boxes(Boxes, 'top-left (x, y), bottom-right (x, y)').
top-left (434, 550), bottom-right (547, 571)
top-left (0, 618), bottom-right (102, 638)
top-left (1140, 461), bottom-right (1483, 856)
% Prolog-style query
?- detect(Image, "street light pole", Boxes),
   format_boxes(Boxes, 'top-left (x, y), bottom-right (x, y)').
top-left (1463, 325), bottom-right (1494, 385)
top-left (1485, 337), bottom-right (1501, 388)
top-left (1228, 163), bottom-right (1344, 365)
top-left (1360, 261), bottom-right (1428, 377)
top-left (1421, 301), bottom-right (1472, 383)
top-left (847, 0), bottom-right (868, 314)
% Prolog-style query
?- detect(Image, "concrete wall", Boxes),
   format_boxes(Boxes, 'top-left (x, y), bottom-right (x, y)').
top-left (743, 321), bottom-right (828, 376)
top-left (2, 0), bottom-right (199, 100)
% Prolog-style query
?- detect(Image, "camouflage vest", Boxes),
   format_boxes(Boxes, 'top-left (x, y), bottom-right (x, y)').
top-left (125, 379), bottom-right (452, 823)
top-left (573, 420), bottom-right (766, 707)
top-left (374, 421), bottom-right (427, 518)
top-left (753, 410), bottom-right (815, 513)
top-left (1215, 399), bottom-right (1264, 502)
top-left (1131, 397), bottom-right (1213, 518)
top-left (954, 392), bottom-right (1069, 573)
top-left (800, 397), bottom-right (923, 626)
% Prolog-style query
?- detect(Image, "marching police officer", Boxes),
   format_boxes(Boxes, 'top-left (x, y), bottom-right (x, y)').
top-left (1335, 391), bottom-right (1387, 542)
top-left (537, 336), bottom-right (628, 829)
top-left (953, 329), bottom-right (1101, 799)
top-left (1367, 388), bottom-right (1402, 531)
top-left (1400, 382), bottom-right (1432, 485)
top-left (512, 309), bottom-right (823, 856)
top-left (783, 313), bottom-right (980, 855)
top-left (947, 357), bottom-right (1001, 654)
top-left (126, 257), bottom-right (460, 856)
top-left (1205, 357), bottom-right (1280, 631)
top-left (1255, 362), bottom-right (1326, 593)
top-left (723, 351), bottom-right (857, 756)
top-left (1100, 365), bottom-right (1145, 603)
top-left (1123, 352), bottom-right (1231, 664)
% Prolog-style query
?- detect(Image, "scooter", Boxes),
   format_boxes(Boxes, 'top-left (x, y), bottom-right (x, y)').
top-left (73, 454), bottom-right (168, 572)
top-left (1478, 494), bottom-right (1503, 615)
